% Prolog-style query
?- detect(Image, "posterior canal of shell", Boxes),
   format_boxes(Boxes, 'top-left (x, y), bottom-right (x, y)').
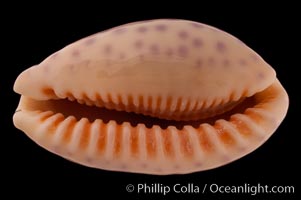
top-left (13, 19), bottom-right (289, 175)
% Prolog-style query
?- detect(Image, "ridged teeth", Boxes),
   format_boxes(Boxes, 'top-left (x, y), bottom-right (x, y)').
top-left (67, 96), bottom-right (75, 101)
top-left (120, 123), bottom-right (131, 161)
top-left (68, 118), bottom-right (90, 154)
top-left (37, 110), bottom-right (54, 122)
top-left (36, 112), bottom-right (64, 138)
top-left (233, 113), bottom-right (266, 139)
top-left (40, 86), bottom-right (252, 121)
top-left (53, 116), bottom-right (77, 148)
top-left (215, 119), bottom-right (248, 150)
top-left (14, 80), bottom-right (288, 174)
top-left (202, 124), bottom-right (228, 157)
top-left (183, 126), bottom-right (205, 164)
top-left (153, 126), bottom-right (164, 163)
top-left (29, 108), bottom-right (272, 174)
top-left (104, 121), bottom-right (117, 161)
top-left (86, 119), bottom-right (102, 159)
top-left (132, 125), bottom-right (147, 167)
top-left (77, 99), bottom-right (85, 104)
top-left (247, 107), bottom-right (279, 131)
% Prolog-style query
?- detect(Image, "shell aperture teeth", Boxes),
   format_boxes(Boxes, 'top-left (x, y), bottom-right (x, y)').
top-left (17, 88), bottom-right (263, 130)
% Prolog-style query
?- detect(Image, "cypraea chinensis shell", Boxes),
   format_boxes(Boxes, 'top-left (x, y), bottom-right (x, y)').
top-left (13, 19), bottom-right (288, 175)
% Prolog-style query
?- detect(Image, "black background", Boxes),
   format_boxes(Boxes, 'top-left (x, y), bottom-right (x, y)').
top-left (2, 4), bottom-right (299, 199)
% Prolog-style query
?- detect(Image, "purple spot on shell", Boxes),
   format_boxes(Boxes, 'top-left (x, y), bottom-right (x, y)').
top-left (216, 41), bottom-right (226, 53)
top-left (141, 163), bottom-right (148, 169)
top-left (256, 135), bottom-right (265, 142)
top-left (165, 48), bottom-right (174, 57)
top-left (257, 72), bottom-right (265, 80)
top-left (113, 27), bottom-right (127, 34)
top-left (69, 64), bottom-right (75, 71)
top-left (221, 155), bottom-right (230, 162)
top-left (156, 168), bottom-right (162, 172)
top-left (155, 24), bottom-right (167, 31)
top-left (43, 65), bottom-right (50, 73)
top-left (86, 157), bottom-right (93, 163)
top-left (120, 164), bottom-right (127, 169)
top-left (239, 59), bottom-right (247, 66)
top-left (72, 50), bottom-right (80, 57)
top-left (190, 22), bottom-right (204, 29)
top-left (192, 38), bottom-right (203, 48)
top-left (53, 146), bottom-right (60, 154)
top-left (250, 53), bottom-right (259, 61)
top-left (195, 162), bottom-right (202, 167)
top-left (238, 146), bottom-right (246, 152)
top-left (178, 30), bottom-right (189, 39)
top-left (103, 44), bottom-right (112, 54)
top-left (195, 59), bottom-right (203, 68)
top-left (178, 45), bottom-right (189, 57)
top-left (174, 165), bottom-right (180, 169)
top-left (104, 160), bottom-right (110, 165)
top-left (119, 52), bottom-right (126, 60)
top-left (83, 60), bottom-right (91, 69)
top-left (208, 57), bottom-right (215, 65)
top-left (137, 26), bottom-right (148, 33)
top-left (85, 37), bottom-right (95, 46)
top-left (223, 59), bottom-right (230, 67)
top-left (134, 40), bottom-right (144, 49)
top-left (150, 44), bottom-right (160, 54)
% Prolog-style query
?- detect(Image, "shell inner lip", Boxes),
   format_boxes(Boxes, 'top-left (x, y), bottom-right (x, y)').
top-left (19, 93), bottom-right (257, 130)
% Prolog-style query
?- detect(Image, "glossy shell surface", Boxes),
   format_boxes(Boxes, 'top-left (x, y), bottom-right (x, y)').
top-left (13, 19), bottom-right (288, 174)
